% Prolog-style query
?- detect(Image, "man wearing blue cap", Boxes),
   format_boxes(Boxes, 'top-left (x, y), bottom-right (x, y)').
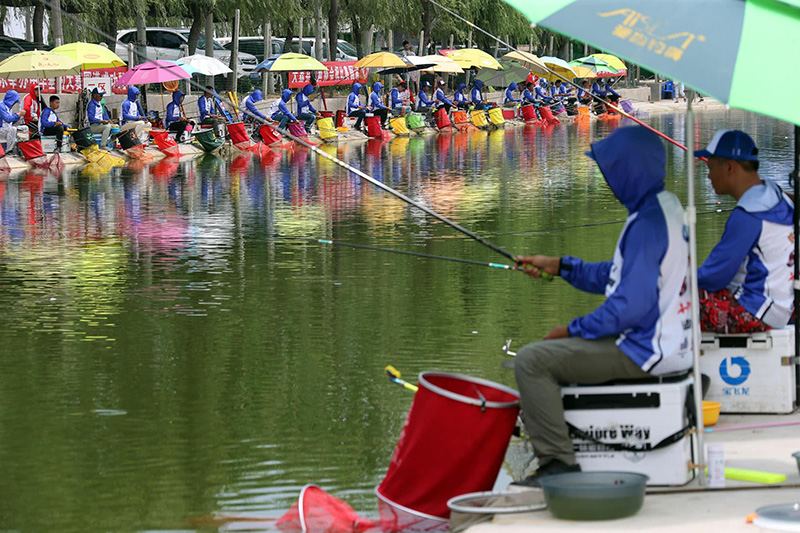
top-left (87, 88), bottom-right (115, 148)
top-left (694, 130), bottom-right (794, 333)
top-left (511, 126), bottom-right (693, 487)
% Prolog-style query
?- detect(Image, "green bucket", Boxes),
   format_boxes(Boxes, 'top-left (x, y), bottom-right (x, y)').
top-left (195, 130), bottom-right (224, 152)
top-left (406, 113), bottom-right (425, 130)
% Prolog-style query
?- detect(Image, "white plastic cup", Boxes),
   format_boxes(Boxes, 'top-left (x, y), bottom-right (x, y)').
top-left (707, 444), bottom-right (725, 488)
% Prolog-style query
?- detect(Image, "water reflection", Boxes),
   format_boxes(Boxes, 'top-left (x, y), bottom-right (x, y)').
top-left (0, 110), bottom-right (794, 530)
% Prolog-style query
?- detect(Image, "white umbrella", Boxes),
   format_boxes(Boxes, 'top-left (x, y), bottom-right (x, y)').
top-left (179, 54), bottom-right (233, 76)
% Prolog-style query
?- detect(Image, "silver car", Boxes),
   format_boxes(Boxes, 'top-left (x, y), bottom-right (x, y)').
top-left (115, 28), bottom-right (258, 75)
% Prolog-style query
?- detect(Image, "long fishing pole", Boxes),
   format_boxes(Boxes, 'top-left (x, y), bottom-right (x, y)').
top-left (283, 236), bottom-right (519, 271)
top-left (41, 0), bottom-right (524, 267)
top-left (428, 0), bottom-right (701, 157)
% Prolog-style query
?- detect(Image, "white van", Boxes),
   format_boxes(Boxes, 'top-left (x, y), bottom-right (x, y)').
top-left (286, 38), bottom-right (358, 61)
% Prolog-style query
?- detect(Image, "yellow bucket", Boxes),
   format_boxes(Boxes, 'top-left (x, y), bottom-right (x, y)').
top-left (317, 117), bottom-right (338, 141)
top-left (488, 107), bottom-right (506, 126)
top-left (471, 110), bottom-right (489, 128)
top-left (390, 116), bottom-right (409, 135)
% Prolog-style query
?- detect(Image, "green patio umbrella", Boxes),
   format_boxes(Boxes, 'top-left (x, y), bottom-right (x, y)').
top-left (497, 0), bottom-right (800, 126)
top-left (569, 56), bottom-right (621, 78)
top-left (476, 61), bottom-right (531, 89)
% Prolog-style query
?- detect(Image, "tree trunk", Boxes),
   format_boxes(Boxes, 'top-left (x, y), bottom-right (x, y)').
top-left (315, 4), bottom-right (323, 61)
top-left (33, 2), bottom-right (44, 45)
top-left (264, 18), bottom-right (273, 94)
top-left (363, 25), bottom-right (374, 55)
top-left (352, 16), bottom-right (362, 58)
top-left (51, 0), bottom-right (63, 46)
top-left (229, 8), bottom-right (240, 92)
top-left (102, 2), bottom-right (118, 47)
top-left (283, 21), bottom-right (295, 53)
top-left (298, 17), bottom-right (304, 52)
top-left (328, 0), bottom-right (339, 61)
top-left (187, 6), bottom-right (206, 55)
top-left (0, 7), bottom-right (7, 37)
top-left (205, 13), bottom-right (214, 87)
top-left (135, 12), bottom-right (146, 65)
top-left (420, 0), bottom-right (433, 52)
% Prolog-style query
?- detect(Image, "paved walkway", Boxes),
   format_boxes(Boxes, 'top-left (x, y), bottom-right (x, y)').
top-left (468, 411), bottom-right (800, 532)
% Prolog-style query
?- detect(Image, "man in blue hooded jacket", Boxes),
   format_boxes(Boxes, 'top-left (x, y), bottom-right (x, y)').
top-left (433, 80), bottom-right (453, 114)
top-left (389, 81), bottom-right (411, 117)
top-left (454, 83), bottom-right (468, 110)
top-left (120, 86), bottom-right (146, 138)
top-left (470, 80), bottom-right (485, 109)
top-left (165, 90), bottom-right (190, 141)
top-left (512, 126), bottom-right (692, 487)
top-left (269, 89), bottom-right (298, 130)
top-left (242, 89), bottom-right (267, 124)
top-left (346, 83), bottom-right (366, 132)
top-left (368, 82), bottom-right (389, 127)
top-left (87, 88), bottom-right (115, 148)
top-left (295, 84), bottom-right (318, 130)
top-left (695, 130), bottom-right (794, 333)
top-left (504, 82), bottom-right (521, 107)
top-left (0, 90), bottom-right (21, 151)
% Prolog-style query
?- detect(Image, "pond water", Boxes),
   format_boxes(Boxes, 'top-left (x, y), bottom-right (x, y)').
top-left (0, 110), bottom-right (794, 531)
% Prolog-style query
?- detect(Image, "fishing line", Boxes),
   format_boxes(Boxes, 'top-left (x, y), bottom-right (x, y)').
top-left (427, 0), bottom-right (702, 157)
top-left (280, 236), bottom-right (518, 271)
top-left (40, 0), bottom-right (523, 265)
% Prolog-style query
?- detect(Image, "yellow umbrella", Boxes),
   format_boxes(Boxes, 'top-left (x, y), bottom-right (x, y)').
top-left (51, 42), bottom-right (126, 70)
top-left (419, 55), bottom-right (464, 74)
top-left (589, 53), bottom-right (627, 73)
top-left (569, 65), bottom-right (598, 79)
top-left (268, 53), bottom-right (328, 72)
top-left (441, 49), bottom-right (502, 70)
top-left (501, 51), bottom-right (548, 76)
top-left (0, 50), bottom-right (82, 79)
top-left (354, 52), bottom-right (407, 69)
top-left (539, 56), bottom-right (577, 82)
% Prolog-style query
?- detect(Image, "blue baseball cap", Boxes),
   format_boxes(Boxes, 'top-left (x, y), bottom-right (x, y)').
top-left (694, 129), bottom-right (758, 161)
top-left (91, 88), bottom-right (105, 96)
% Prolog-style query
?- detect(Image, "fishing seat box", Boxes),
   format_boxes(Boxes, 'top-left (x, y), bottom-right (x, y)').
top-left (700, 329), bottom-right (796, 414)
top-left (562, 373), bottom-right (695, 486)
top-left (41, 135), bottom-right (71, 153)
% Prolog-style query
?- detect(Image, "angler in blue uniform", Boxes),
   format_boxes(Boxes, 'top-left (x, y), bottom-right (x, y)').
top-left (346, 82), bottom-right (366, 132)
top-left (0, 90), bottom-right (20, 151)
top-left (369, 82), bottom-right (389, 127)
top-left (522, 82), bottom-right (537, 104)
top-left (471, 80), bottom-right (485, 110)
top-left (577, 80), bottom-right (593, 106)
top-left (534, 79), bottom-right (551, 104)
top-left (242, 89), bottom-right (267, 124)
top-left (454, 83), bottom-right (468, 110)
top-left (604, 78), bottom-right (621, 105)
top-left (433, 80), bottom-right (453, 114)
top-left (165, 90), bottom-right (190, 141)
top-left (40, 96), bottom-right (69, 151)
top-left (271, 89), bottom-right (298, 130)
top-left (295, 84), bottom-right (318, 130)
top-left (503, 82), bottom-right (521, 108)
top-left (389, 81), bottom-right (411, 117)
top-left (512, 126), bottom-right (693, 487)
top-left (695, 130), bottom-right (795, 333)
top-left (121, 86), bottom-right (146, 138)
top-left (87, 88), bottom-right (114, 148)
top-left (417, 81), bottom-right (434, 112)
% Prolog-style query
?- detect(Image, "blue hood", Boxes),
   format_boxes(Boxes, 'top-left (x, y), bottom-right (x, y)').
top-left (473, 80), bottom-right (483, 89)
top-left (127, 86), bottom-right (140, 101)
top-left (250, 89), bottom-right (264, 103)
top-left (588, 126), bottom-right (666, 212)
top-left (301, 84), bottom-right (315, 97)
top-left (508, 82), bottom-right (518, 91)
top-left (458, 83), bottom-right (466, 91)
top-left (3, 90), bottom-right (19, 107)
top-left (281, 89), bottom-right (293, 102)
top-left (171, 90), bottom-right (184, 105)
top-left (373, 82), bottom-right (383, 93)
top-left (352, 83), bottom-right (362, 95)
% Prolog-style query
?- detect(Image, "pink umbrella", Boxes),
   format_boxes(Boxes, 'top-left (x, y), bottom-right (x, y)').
top-left (117, 60), bottom-right (191, 85)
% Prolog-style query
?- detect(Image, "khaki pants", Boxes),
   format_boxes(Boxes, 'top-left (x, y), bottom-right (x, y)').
top-left (514, 337), bottom-right (650, 466)
top-left (90, 123), bottom-right (113, 147)
top-left (120, 120), bottom-right (145, 140)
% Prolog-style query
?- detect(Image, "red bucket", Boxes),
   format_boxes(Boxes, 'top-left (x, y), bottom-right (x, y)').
top-left (259, 124), bottom-right (282, 145)
top-left (376, 372), bottom-right (519, 529)
top-left (538, 105), bottom-right (560, 125)
top-left (451, 110), bottom-right (468, 125)
top-left (336, 109), bottom-right (346, 128)
top-left (434, 108), bottom-right (451, 130)
top-left (365, 116), bottom-right (383, 138)
top-left (521, 104), bottom-right (538, 122)
top-left (18, 139), bottom-right (45, 161)
top-left (502, 108), bottom-right (516, 120)
top-left (227, 122), bottom-right (253, 150)
top-left (318, 110), bottom-right (334, 119)
top-left (288, 122), bottom-right (308, 138)
top-left (150, 129), bottom-right (180, 157)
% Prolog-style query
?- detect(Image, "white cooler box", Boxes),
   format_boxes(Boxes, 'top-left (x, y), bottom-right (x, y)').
top-left (41, 135), bottom-right (70, 154)
top-left (562, 374), bottom-right (695, 486)
top-left (700, 328), bottom-right (796, 414)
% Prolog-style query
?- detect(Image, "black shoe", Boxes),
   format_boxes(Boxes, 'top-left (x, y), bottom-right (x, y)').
top-left (510, 460), bottom-right (581, 488)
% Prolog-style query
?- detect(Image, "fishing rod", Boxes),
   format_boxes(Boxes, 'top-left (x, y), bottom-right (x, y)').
top-left (41, 0), bottom-right (532, 270)
top-left (282, 236), bottom-right (521, 271)
top-left (427, 0), bottom-right (702, 157)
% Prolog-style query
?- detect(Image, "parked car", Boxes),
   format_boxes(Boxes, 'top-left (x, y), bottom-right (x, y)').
top-left (115, 28), bottom-right (258, 74)
top-left (222, 37), bottom-right (284, 63)
top-left (276, 38), bottom-right (358, 61)
top-left (0, 36), bottom-right (52, 61)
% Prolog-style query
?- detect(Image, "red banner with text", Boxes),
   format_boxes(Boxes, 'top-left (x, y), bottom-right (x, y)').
top-left (288, 61), bottom-right (368, 88)
top-left (0, 67), bottom-right (129, 94)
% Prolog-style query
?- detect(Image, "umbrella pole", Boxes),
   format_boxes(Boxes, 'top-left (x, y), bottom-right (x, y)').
top-left (794, 125), bottom-right (799, 404)
top-left (321, 87), bottom-right (328, 111)
top-left (686, 90), bottom-right (707, 487)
